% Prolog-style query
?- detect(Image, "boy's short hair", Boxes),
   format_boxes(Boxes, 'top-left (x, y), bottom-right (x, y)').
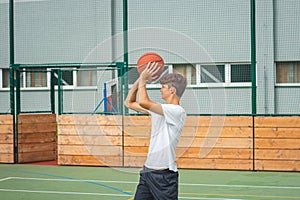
top-left (160, 73), bottom-right (187, 98)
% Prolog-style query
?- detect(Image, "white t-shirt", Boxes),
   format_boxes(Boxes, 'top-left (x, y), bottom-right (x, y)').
top-left (144, 104), bottom-right (186, 172)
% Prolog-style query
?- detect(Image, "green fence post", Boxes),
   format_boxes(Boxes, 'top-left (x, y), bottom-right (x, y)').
top-left (117, 62), bottom-right (124, 115)
top-left (58, 69), bottom-right (62, 115)
top-left (16, 68), bottom-right (21, 115)
top-left (50, 70), bottom-right (55, 114)
top-left (9, 67), bottom-right (14, 115)
top-left (251, 0), bottom-right (256, 115)
top-left (250, 0), bottom-right (256, 171)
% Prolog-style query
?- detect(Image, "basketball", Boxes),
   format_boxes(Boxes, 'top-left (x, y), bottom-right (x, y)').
top-left (137, 52), bottom-right (165, 81)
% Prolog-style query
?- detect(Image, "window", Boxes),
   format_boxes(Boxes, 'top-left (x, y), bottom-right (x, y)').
top-left (200, 65), bottom-right (225, 83)
top-left (231, 64), bottom-right (251, 82)
top-left (77, 68), bottom-right (97, 87)
top-left (276, 62), bottom-right (300, 84)
top-left (52, 69), bottom-right (74, 86)
top-left (1, 68), bottom-right (25, 88)
top-left (25, 68), bottom-right (47, 87)
top-left (2, 69), bottom-right (10, 88)
top-left (196, 63), bottom-right (252, 85)
top-left (173, 64), bottom-right (196, 85)
top-left (126, 63), bottom-right (251, 87)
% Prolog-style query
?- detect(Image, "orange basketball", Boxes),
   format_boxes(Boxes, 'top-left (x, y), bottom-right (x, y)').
top-left (136, 52), bottom-right (165, 81)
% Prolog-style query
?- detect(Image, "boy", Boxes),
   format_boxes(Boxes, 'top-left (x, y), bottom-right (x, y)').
top-left (124, 62), bottom-right (187, 200)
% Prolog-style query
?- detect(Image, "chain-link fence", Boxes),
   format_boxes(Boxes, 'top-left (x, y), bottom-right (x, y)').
top-left (1, 0), bottom-right (300, 115)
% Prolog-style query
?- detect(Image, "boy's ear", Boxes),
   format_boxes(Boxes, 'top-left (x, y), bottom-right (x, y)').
top-left (170, 87), bottom-right (176, 94)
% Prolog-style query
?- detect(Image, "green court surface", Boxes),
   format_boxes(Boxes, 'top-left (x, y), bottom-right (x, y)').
top-left (0, 164), bottom-right (300, 200)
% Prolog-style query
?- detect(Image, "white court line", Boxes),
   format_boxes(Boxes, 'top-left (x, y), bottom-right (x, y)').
top-left (10, 177), bottom-right (136, 184)
top-left (0, 177), bottom-right (11, 182)
top-left (9, 177), bottom-right (300, 190)
top-left (0, 188), bottom-right (241, 200)
top-left (181, 183), bottom-right (300, 190)
top-left (0, 188), bottom-right (129, 197)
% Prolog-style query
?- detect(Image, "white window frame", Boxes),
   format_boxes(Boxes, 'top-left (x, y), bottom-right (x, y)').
top-left (19, 68), bottom-right (48, 90)
top-left (275, 62), bottom-right (300, 87)
top-left (51, 68), bottom-right (76, 90)
top-left (0, 69), bottom-right (3, 89)
top-left (197, 63), bottom-right (251, 87)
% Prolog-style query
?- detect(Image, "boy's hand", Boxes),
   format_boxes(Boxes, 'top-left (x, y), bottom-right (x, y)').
top-left (140, 62), bottom-right (160, 83)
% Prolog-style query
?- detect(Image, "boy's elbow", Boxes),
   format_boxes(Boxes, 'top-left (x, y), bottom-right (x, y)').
top-left (124, 101), bottom-right (129, 108)
top-left (138, 100), bottom-right (150, 110)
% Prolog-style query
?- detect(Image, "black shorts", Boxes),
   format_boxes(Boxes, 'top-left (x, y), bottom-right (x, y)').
top-left (134, 166), bottom-right (178, 200)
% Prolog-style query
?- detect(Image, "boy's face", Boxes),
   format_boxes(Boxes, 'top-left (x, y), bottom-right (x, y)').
top-left (160, 84), bottom-right (173, 100)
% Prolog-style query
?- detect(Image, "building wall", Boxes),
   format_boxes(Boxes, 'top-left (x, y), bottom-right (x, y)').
top-left (0, 0), bottom-right (299, 115)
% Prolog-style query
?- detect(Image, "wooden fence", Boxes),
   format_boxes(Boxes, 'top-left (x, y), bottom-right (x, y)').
top-left (0, 115), bottom-right (14, 163)
top-left (1, 114), bottom-right (299, 171)
top-left (254, 116), bottom-right (300, 171)
top-left (58, 115), bottom-right (123, 166)
top-left (18, 114), bottom-right (57, 163)
top-left (58, 115), bottom-right (300, 171)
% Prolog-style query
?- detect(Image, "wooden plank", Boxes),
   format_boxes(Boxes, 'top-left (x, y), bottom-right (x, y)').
top-left (255, 128), bottom-right (300, 138)
top-left (124, 147), bottom-right (253, 159)
top-left (18, 123), bottom-right (56, 134)
top-left (255, 138), bottom-right (300, 149)
top-left (124, 157), bottom-right (254, 170)
top-left (18, 114), bottom-right (56, 124)
top-left (58, 125), bottom-right (122, 136)
top-left (58, 115), bottom-right (122, 126)
top-left (0, 134), bottom-right (14, 144)
top-left (58, 155), bottom-right (122, 167)
top-left (176, 147), bottom-right (252, 159)
top-left (58, 145), bottom-right (122, 156)
top-left (18, 151), bottom-right (56, 163)
top-left (124, 147), bottom-right (148, 156)
top-left (0, 154), bottom-right (14, 163)
top-left (255, 160), bottom-right (300, 171)
top-left (0, 125), bottom-right (13, 134)
top-left (124, 116), bottom-right (253, 127)
top-left (185, 116), bottom-right (253, 127)
top-left (182, 127), bottom-right (252, 138)
top-left (18, 142), bottom-right (56, 153)
top-left (0, 116), bottom-right (14, 164)
top-left (255, 149), bottom-right (300, 160)
top-left (125, 126), bottom-right (252, 138)
top-left (18, 114), bottom-right (55, 123)
top-left (0, 115), bottom-right (13, 124)
top-left (255, 116), bottom-right (300, 128)
top-left (124, 137), bottom-right (253, 148)
top-left (58, 135), bottom-right (122, 146)
top-left (0, 144), bottom-right (14, 154)
top-left (124, 126), bottom-right (151, 137)
top-left (18, 132), bottom-right (56, 143)
top-left (178, 137), bottom-right (252, 148)
top-left (123, 116), bottom-right (151, 126)
top-left (177, 158), bottom-right (253, 170)
top-left (124, 136), bottom-right (252, 148)
top-left (124, 137), bottom-right (150, 147)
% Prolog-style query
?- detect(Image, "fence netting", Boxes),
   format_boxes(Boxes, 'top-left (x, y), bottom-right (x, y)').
top-left (1, 0), bottom-right (299, 115)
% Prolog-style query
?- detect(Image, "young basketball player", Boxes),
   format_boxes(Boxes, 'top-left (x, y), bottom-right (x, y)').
top-left (124, 62), bottom-right (187, 200)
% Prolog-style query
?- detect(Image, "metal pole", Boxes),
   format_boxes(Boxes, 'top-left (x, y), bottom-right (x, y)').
top-left (50, 70), bottom-right (55, 114)
top-left (123, 0), bottom-right (128, 98)
top-left (9, 0), bottom-right (14, 66)
top-left (58, 70), bottom-right (62, 115)
top-left (9, 0), bottom-right (18, 163)
top-left (251, 0), bottom-right (256, 115)
top-left (122, 0), bottom-right (128, 167)
top-left (250, 0), bottom-right (256, 171)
